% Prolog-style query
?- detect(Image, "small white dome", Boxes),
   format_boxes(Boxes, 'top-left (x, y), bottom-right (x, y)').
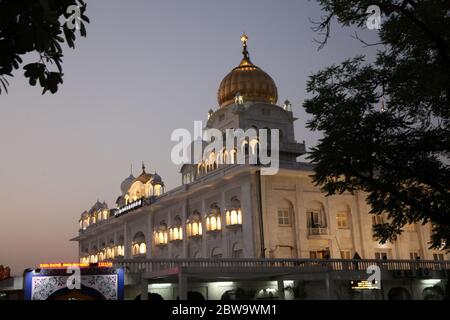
top-left (120, 174), bottom-right (135, 195)
top-left (89, 200), bottom-right (106, 214)
top-left (151, 172), bottom-right (163, 185)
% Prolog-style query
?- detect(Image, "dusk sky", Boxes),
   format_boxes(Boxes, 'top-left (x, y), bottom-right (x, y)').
top-left (0, 0), bottom-right (379, 275)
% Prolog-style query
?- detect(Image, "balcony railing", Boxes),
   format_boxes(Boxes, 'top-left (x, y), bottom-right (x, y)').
top-left (308, 227), bottom-right (329, 235)
top-left (113, 258), bottom-right (450, 274)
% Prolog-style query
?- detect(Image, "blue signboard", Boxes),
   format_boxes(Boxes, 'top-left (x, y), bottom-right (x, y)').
top-left (24, 264), bottom-right (124, 300)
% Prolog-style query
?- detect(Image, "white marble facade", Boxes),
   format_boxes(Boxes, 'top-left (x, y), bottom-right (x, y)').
top-left (73, 37), bottom-right (448, 264)
top-left (75, 162), bottom-right (447, 262)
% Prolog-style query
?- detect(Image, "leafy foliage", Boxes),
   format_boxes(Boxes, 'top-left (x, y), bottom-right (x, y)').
top-left (305, 0), bottom-right (450, 250)
top-left (0, 0), bottom-right (89, 94)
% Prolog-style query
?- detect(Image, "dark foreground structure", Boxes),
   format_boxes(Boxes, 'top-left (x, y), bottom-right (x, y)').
top-left (115, 258), bottom-right (449, 300)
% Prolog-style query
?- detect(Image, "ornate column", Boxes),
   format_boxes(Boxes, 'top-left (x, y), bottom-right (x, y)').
top-left (296, 180), bottom-right (309, 258)
top-left (241, 179), bottom-right (255, 257)
top-left (146, 211), bottom-right (153, 259)
top-left (220, 191), bottom-right (228, 257)
top-left (201, 198), bottom-right (208, 258)
top-left (124, 221), bottom-right (130, 259)
top-left (167, 209), bottom-right (172, 258)
top-left (182, 199), bottom-right (188, 258)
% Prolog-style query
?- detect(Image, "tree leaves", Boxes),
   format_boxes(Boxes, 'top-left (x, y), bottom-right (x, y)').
top-left (0, 0), bottom-right (89, 94)
top-left (0, 76), bottom-right (9, 94)
top-left (306, 0), bottom-right (450, 250)
top-left (23, 63), bottom-right (63, 94)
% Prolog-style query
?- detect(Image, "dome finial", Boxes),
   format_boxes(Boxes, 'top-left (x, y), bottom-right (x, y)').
top-left (142, 161), bottom-right (146, 173)
top-left (241, 33), bottom-right (250, 60)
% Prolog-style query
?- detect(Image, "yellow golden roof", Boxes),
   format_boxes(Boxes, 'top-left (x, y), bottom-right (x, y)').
top-left (134, 163), bottom-right (153, 184)
top-left (217, 34), bottom-right (278, 108)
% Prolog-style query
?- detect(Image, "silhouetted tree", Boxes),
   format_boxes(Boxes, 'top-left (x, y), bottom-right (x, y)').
top-left (0, 0), bottom-right (89, 94)
top-left (305, 0), bottom-right (450, 250)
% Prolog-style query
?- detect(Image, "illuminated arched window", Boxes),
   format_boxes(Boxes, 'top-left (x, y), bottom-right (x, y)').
top-left (154, 222), bottom-right (168, 246)
top-left (208, 152), bottom-right (216, 170)
top-left (105, 239), bottom-right (115, 259)
top-left (80, 256), bottom-right (89, 264)
top-left (132, 243), bottom-right (139, 255)
top-left (223, 149), bottom-right (229, 165)
top-left (216, 150), bottom-right (223, 166)
top-left (154, 184), bottom-right (162, 196)
top-left (98, 250), bottom-right (105, 261)
top-left (82, 217), bottom-right (89, 229)
top-left (106, 247), bottom-right (112, 259)
top-left (89, 245), bottom-right (99, 263)
top-left (226, 196), bottom-right (243, 227)
top-left (115, 244), bottom-right (124, 257)
top-left (206, 203), bottom-right (222, 232)
top-left (132, 232), bottom-right (146, 256)
top-left (249, 138), bottom-right (259, 156)
top-left (169, 216), bottom-right (183, 242)
top-left (186, 211), bottom-right (202, 238)
top-left (230, 148), bottom-right (237, 164)
top-left (114, 236), bottom-right (124, 257)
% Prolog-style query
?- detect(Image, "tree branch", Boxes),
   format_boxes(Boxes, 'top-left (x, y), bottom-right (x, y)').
top-left (351, 31), bottom-right (385, 48)
top-left (310, 13), bottom-right (334, 50)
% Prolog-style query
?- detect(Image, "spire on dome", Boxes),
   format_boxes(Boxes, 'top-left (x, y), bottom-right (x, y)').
top-left (239, 33), bottom-right (253, 67)
top-left (241, 33), bottom-right (249, 60)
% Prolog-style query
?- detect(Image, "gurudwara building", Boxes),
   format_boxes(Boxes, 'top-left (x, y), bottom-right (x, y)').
top-left (71, 35), bottom-right (449, 300)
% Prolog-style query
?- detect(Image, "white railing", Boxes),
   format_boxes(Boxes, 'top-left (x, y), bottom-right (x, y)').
top-left (113, 258), bottom-right (450, 274)
top-left (308, 227), bottom-right (329, 235)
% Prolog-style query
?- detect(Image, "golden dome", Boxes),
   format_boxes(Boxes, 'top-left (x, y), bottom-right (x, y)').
top-left (218, 34), bottom-right (278, 108)
top-left (134, 163), bottom-right (153, 184)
